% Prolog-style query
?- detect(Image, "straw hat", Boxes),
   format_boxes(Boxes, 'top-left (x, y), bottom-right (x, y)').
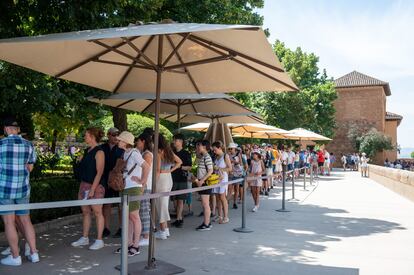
top-left (228, 142), bottom-right (238, 149)
top-left (117, 131), bottom-right (135, 146)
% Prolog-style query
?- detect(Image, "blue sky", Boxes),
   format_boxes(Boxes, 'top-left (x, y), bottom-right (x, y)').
top-left (258, 0), bottom-right (414, 148)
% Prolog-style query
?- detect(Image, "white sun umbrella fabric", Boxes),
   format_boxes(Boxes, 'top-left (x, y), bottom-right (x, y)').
top-left (0, 23), bottom-right (297, 94)
top-left (285, 128), bottom-right (332, 141)
top-left (88, 93), bottom-right (264, 124)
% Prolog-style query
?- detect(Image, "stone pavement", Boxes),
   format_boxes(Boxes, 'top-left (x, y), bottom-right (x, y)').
top-left (1, 170), bottom-right (413, 275)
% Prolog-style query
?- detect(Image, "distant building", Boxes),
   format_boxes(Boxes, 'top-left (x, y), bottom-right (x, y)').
top-left (326, 71), bottom-right (402, 165)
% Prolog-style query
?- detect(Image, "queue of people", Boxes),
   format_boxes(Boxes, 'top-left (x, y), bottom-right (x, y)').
top-left (0, 120), bottom-right (337, 266)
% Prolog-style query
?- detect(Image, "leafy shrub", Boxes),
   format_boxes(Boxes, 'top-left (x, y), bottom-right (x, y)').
top-left (100, 114), bottom-right (173, 140)
top-left (359, 128), bottom-right (394, 158)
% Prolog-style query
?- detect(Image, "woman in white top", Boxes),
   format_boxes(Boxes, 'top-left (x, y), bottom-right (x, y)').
top-left (360, 152), bottom-right (370, 177)
top-left (134, 132), bottom-right (153, 247)
top-left (249, 152), bottom-right (265, 212)
top-left (154, 134), bottom-right (182, 240)
top-left (212, 141), bottom-right (232, 224)
top-left (116, 131), bottom-right (150, 256)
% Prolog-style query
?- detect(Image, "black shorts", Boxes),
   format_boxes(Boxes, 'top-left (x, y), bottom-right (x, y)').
top-left (172, 181), bottom-right (188, 200)
top-left (318, 162), bottom-right (324, 167)
top-left (198, 183), bottom-right (212, 195)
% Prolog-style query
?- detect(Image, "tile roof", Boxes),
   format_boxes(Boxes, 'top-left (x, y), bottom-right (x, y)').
top-left (334, 71), bottom-right (391, 96)
top-left (386, 111), bottom-right (403, 121)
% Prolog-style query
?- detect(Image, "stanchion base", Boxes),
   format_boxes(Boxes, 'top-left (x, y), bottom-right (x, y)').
top-left (288, 198), bottom-right (300, 202)
top-left (115, 260), bottom-right (185, 275)
top-left (233, 227), bottom-right (254, 233)
top-left (276, 209), bottom-right (290, 213)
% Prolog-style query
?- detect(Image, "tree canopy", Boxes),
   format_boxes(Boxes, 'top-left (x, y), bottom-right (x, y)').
top-left (0, 0), bottom-right (265, 143)
top-left (235, 40), bottom-right (337, 138)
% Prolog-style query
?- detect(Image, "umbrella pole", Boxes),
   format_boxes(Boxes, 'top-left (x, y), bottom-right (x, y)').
top-left (177, 103), bottom-right (181, 133)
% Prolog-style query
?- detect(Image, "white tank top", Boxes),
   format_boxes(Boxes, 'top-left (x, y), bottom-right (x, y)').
top-left (215, 154), bottom-right (228, 183)
top-left (142, 150), bottom-right (153, 191)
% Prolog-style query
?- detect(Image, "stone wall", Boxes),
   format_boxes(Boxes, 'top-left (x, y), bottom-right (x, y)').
top-left (384, 120), bottom-right (398, 162)
top-left (326, 86), bottom-right (387, 166)
top-left (368, 164), bottom-right (414, 202)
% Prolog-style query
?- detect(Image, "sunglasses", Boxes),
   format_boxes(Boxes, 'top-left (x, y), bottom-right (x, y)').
top-left (110, 133), bottom-right (119, 137)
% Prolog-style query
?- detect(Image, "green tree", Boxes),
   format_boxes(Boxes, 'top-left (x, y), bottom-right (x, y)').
top-left (0, 0), bottom-right (265, 137)
top-left (235, 40), bottom-right (337, 137)
top-left (100, 114), bottom-right (173, 140)
top-left (359, 128), bottom-right (394, 158)
top-left (411, 151), bottom-right (414, 159)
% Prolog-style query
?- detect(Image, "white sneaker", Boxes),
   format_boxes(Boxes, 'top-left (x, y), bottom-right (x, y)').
top-left (138, 238), bottom-right (149, 247)
top-left (27, 252), bottom-right (40, 263)
top-left (165, 228), bottom-right (170, 237)
top-left (89, 240), bottom-right (104, 250)
top-left (71, 237), bottom-right (89, 247)
top-left (154, 230), bottom-right (167, 240)
top-left (1, 247), bottom-right (11, 256)
top-left (1, 255), bottom-right (22, 266)
top-left (252, 206), bottom-right (258, 212)
top-left (24, 242), bottom-right (30, 257)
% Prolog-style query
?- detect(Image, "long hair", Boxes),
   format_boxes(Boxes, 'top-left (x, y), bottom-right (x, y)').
top-left (158, 134), bottom-right (175, 163)
top-left (136, 132), bottom-right (153, 152)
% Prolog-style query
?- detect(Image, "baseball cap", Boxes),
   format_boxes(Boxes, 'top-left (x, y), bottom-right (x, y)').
top-left (107, 127), bottom-right (120, 135)
top-left (3, 117), bottom-right (19, 127)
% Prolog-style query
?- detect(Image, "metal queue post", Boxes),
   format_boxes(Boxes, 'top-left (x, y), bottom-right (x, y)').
top-left (276, 164), bottom-right (290, 212)
top-left (234, 176), bottom-right (254, 233)
top-left (303, 166), bottom-right (308, 191)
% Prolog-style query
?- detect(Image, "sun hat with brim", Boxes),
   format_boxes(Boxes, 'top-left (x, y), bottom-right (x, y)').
top-left (228, 142), bottom-right (238, 149)
top-left (117, 131), bottom-right (135, 146)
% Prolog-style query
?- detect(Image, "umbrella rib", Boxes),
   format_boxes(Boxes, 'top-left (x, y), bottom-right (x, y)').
top-left (116, 99), bottom-right (135, 108)
top-left (164, 55), bottom-right (233, 70)
top-left (165, 35), bottom-right (201, 94)
top-left (162, 33), bottom-right (191, 67)
top-left (188, 34), bottom-right (284, 73)
top-left (232, 58), bottom-right (299, 92)
top-left (94, 59), bottom-right (153, 70)
top-left (122, 36), bottom-right (157, 68)
top-left (141, 100), bottom-right (156, 114)
top-left (113, 35), bottom-right (156, 93)
top-left (55, 36), bottom-right (139, 77)
top-left (91, 39), bottom-right (152, 68)
top-left (182, 34), bottom-right (298, 92)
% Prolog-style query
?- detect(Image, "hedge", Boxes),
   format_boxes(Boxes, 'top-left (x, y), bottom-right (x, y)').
top-left (0, 177), bottom-right (81, 231)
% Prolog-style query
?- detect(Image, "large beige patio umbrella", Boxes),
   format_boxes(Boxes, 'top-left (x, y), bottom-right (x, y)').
top-left (89, 93), bottom-right (264, 128)
top-left (285, 128), bottom-right (332, 141)
top-left (0, 22), bottom-right (297, 271)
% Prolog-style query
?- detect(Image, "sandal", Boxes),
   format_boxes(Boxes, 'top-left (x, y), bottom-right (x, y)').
top-left (219, 217), bottom-right (230, 224)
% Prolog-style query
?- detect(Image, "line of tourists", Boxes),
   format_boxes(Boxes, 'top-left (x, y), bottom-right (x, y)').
top-left (0, 120), bottom-right (337, 266)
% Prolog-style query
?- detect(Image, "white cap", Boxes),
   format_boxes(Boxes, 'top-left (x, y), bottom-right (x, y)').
top-left (228, 142), bottom-right (238, 149)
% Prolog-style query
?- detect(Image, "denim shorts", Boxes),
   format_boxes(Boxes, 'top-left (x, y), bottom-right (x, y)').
top-left (0, 196), bottom-right (30, 216)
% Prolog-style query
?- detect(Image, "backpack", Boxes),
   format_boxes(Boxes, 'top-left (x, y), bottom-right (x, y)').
top-left (108, 152), bottom-right (137, 191)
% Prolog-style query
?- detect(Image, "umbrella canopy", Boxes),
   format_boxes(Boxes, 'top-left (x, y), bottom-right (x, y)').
top-left (88, 93), bottom-right (264, 125)
top-left (285, 128), bottom-right (332, 141)
top-left (204, 123), bottom-right (234, 146)
top-left (0, 23), bottom-right (297, 94)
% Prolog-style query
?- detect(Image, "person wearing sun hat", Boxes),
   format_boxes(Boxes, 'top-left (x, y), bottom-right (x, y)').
top-left (360, 152), bottom-right (370, 178)
top-left (113, 131), bottom-right (150, 256)
top-left (227, 142), bottom-right (243, 209)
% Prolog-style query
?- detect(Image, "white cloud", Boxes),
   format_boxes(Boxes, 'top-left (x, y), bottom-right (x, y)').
top-left (260, 0), bottom-right (414, 148)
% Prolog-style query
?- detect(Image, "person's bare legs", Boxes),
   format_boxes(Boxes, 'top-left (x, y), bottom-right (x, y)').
top-left (18, 215), bottom-right (37, 254)
top-left (81, 205), bottom-right (91, 238)
top-left (210, 195), bottom-right (216, 216)
top-left (201, 195), bottom-right (211, 225)
top-left (91, 205), bottom-right (104, 240)
top-left (227, 184), bottom-right (234, 203)
top-left (219, 193), bottom-right (228, 220)
top-left (234, 184), bottom-right (240, 204)
top-left (129, 211), bottom-right (141, 246)
top-left (2, 214), bottom-right (19, 257)
top-left (216, 194), bottom-right (223, 218)
top-left (176, 200), bottom-right (184, 221)
top-left (103, 204), bottom-right (112, 230)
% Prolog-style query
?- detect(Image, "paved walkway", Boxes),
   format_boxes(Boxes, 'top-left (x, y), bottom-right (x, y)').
top-left (1, 170), bottom-right (413, 275)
